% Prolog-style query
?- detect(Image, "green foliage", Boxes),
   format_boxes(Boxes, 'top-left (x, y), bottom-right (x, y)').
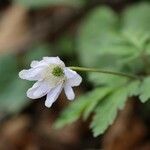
top-left (55, 80), bottom-right (141, 136)
top-left (82, 87), bottom-right (113, 120)
top-left (91, 81), bottom-right (140, 137)
top-left (78, 7), bottom-right (119, 67)
top-left (1, 1), bottom-right (149, 138)
top-left (122, 3), bottom-right (150, 49)
top-left (0, 44), bottom-right (51, 114)
top-left (91, 87), bottom-right (128, 137)
top-left (139, 77), bottom-right (150, 102)
top-left (0, 55), bottom-right (30, 113)
top-left (0, 79), bottom-right (30, 113)
top-left (56, 3), bottom-right (150, 137)
top-left (0, 55), bottom-right (17, 90)
top-left (14, 0), bottom-right (84, 8)
top-left (88, 73), bottom-right (128, 86)
top-left (54, 87), bottom-right (113, 128)
top-left (78, 3), bottom-right (150, 73)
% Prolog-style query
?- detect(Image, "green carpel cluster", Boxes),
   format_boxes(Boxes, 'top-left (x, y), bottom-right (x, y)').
top-left (52, 66), bottom-right (64, 77)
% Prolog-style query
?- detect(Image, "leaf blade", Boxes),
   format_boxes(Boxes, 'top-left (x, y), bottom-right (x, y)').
top-left (54, 87), bottom-right (112, 128)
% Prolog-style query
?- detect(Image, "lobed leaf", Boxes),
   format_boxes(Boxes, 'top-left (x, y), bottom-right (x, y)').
top-left (122, 3), bottom-right (150, 49)
top-left (78, 7), bottom-right (119, 67)
top-left (83, 87), bottom-right (113, 120)
top-left (139, 77), bottom-right (150, 103)
top-left (90, 81), bottom-right (140, 137)
top-left (54, 87), bottom-right (112, 128)
top-left (78, 3), bottom-right (150, 74)
top-left (88, 72), bottom-right (127, 87)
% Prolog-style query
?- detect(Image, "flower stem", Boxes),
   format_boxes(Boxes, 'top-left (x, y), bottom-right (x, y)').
top-left (69, 66), bottom-right (140, 80)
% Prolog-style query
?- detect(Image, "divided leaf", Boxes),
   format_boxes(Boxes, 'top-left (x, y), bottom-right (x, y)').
top-left (122, 3), bottom-right (150, 49)
top-left (88, 72), bottom-right (127, 87)
top-left (78, 3), bottom-right (150, 74)
top-left (78, 7), bottom-right (119, 67)
top-left (83, 87), bottom-right (113, 120)
top-left (90, 81), bottom-right (140, 137)
top-left (127, 80), bottom-right (141, 97)
top-left (55, 3), bottom-right (150, 137)
top-left (139, 77), bottom-right (150, 103)
top-left (54, 87), bottom-right (112, 128)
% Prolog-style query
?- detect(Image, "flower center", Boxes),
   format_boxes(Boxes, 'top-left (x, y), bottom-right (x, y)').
top-left (43, 65), bottom-right (65, 88)
top-left (52, 66), bottom-right (64, 77)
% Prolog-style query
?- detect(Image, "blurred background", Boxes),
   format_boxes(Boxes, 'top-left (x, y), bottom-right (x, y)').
top-left (0, 0), bottom-right (150, 150)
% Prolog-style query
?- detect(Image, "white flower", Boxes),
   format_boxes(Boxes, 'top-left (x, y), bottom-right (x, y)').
top-left (19, 57), bottom-right (82, 108)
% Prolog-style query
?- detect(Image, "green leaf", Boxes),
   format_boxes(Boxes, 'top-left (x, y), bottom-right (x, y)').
top-left (0, 79), bottom-right (30, 113)
top-left (0, 54), bottom-right (30, 113)
top-left (83, 87), bottom-right (113, 120)
top-left (90, 81), bottom-right (140, 137)
top-left (14, 0), bottom-right (84, 8)
top-left (122, 3), bottom-right (150, 49)
top-left (88, 72), bottom-right (128, 87)
top-left (54, 95), bottom-right (88, 129)
top-left (54, 87), bottom-right (112, 128)
top-left (77, 4), bottom-right (150, 75)
top-left (145, 42), bottom-right (150, 55)
top-left (0, 54), bottom-right (18, 92)
top-left (127, 80), bottom-right (141, 96)
top-left (78, 7), bottom-right (119, 67)
top-left (139, 77), bottom-right (150, 102)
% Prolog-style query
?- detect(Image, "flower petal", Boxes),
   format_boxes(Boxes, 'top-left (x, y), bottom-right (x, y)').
top-left (64, 68), bottom-right (82, 86)
top-left (19, 67), bottom-right (44, 81)
top-left (27, 81), bottom-right (51, 99)
top-left (43, 56), bottom-right (65, 67)
top-left (64, 84), bottom-right (75, 100)
top-left (45, 84), bottom-right (63, 108)
top-left (30, 60), bottom-right (48, 68)
top-left (30, 60), bottom-right (39, 67)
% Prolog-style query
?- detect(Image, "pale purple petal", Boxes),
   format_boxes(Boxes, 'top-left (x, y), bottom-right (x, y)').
top-left (43, 56), bottom-right (65, 67)
top-left (19, 67), bottom-right (44, 81)
top-left (64, 83), bottom-right (75, 100)
top-left (30, 60), bottom-right (48, 68)
top-left (30, 60), bottom-right (39, 67)
top-left (45, 84), bottom-right (63, 108)
top-left (27, 81), bottom-right (51, 99)
top-left (64, 68), bottom-right (82, 87)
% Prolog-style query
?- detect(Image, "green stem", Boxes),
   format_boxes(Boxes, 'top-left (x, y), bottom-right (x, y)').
top-left (69, 66), bottom-right (140, 80)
